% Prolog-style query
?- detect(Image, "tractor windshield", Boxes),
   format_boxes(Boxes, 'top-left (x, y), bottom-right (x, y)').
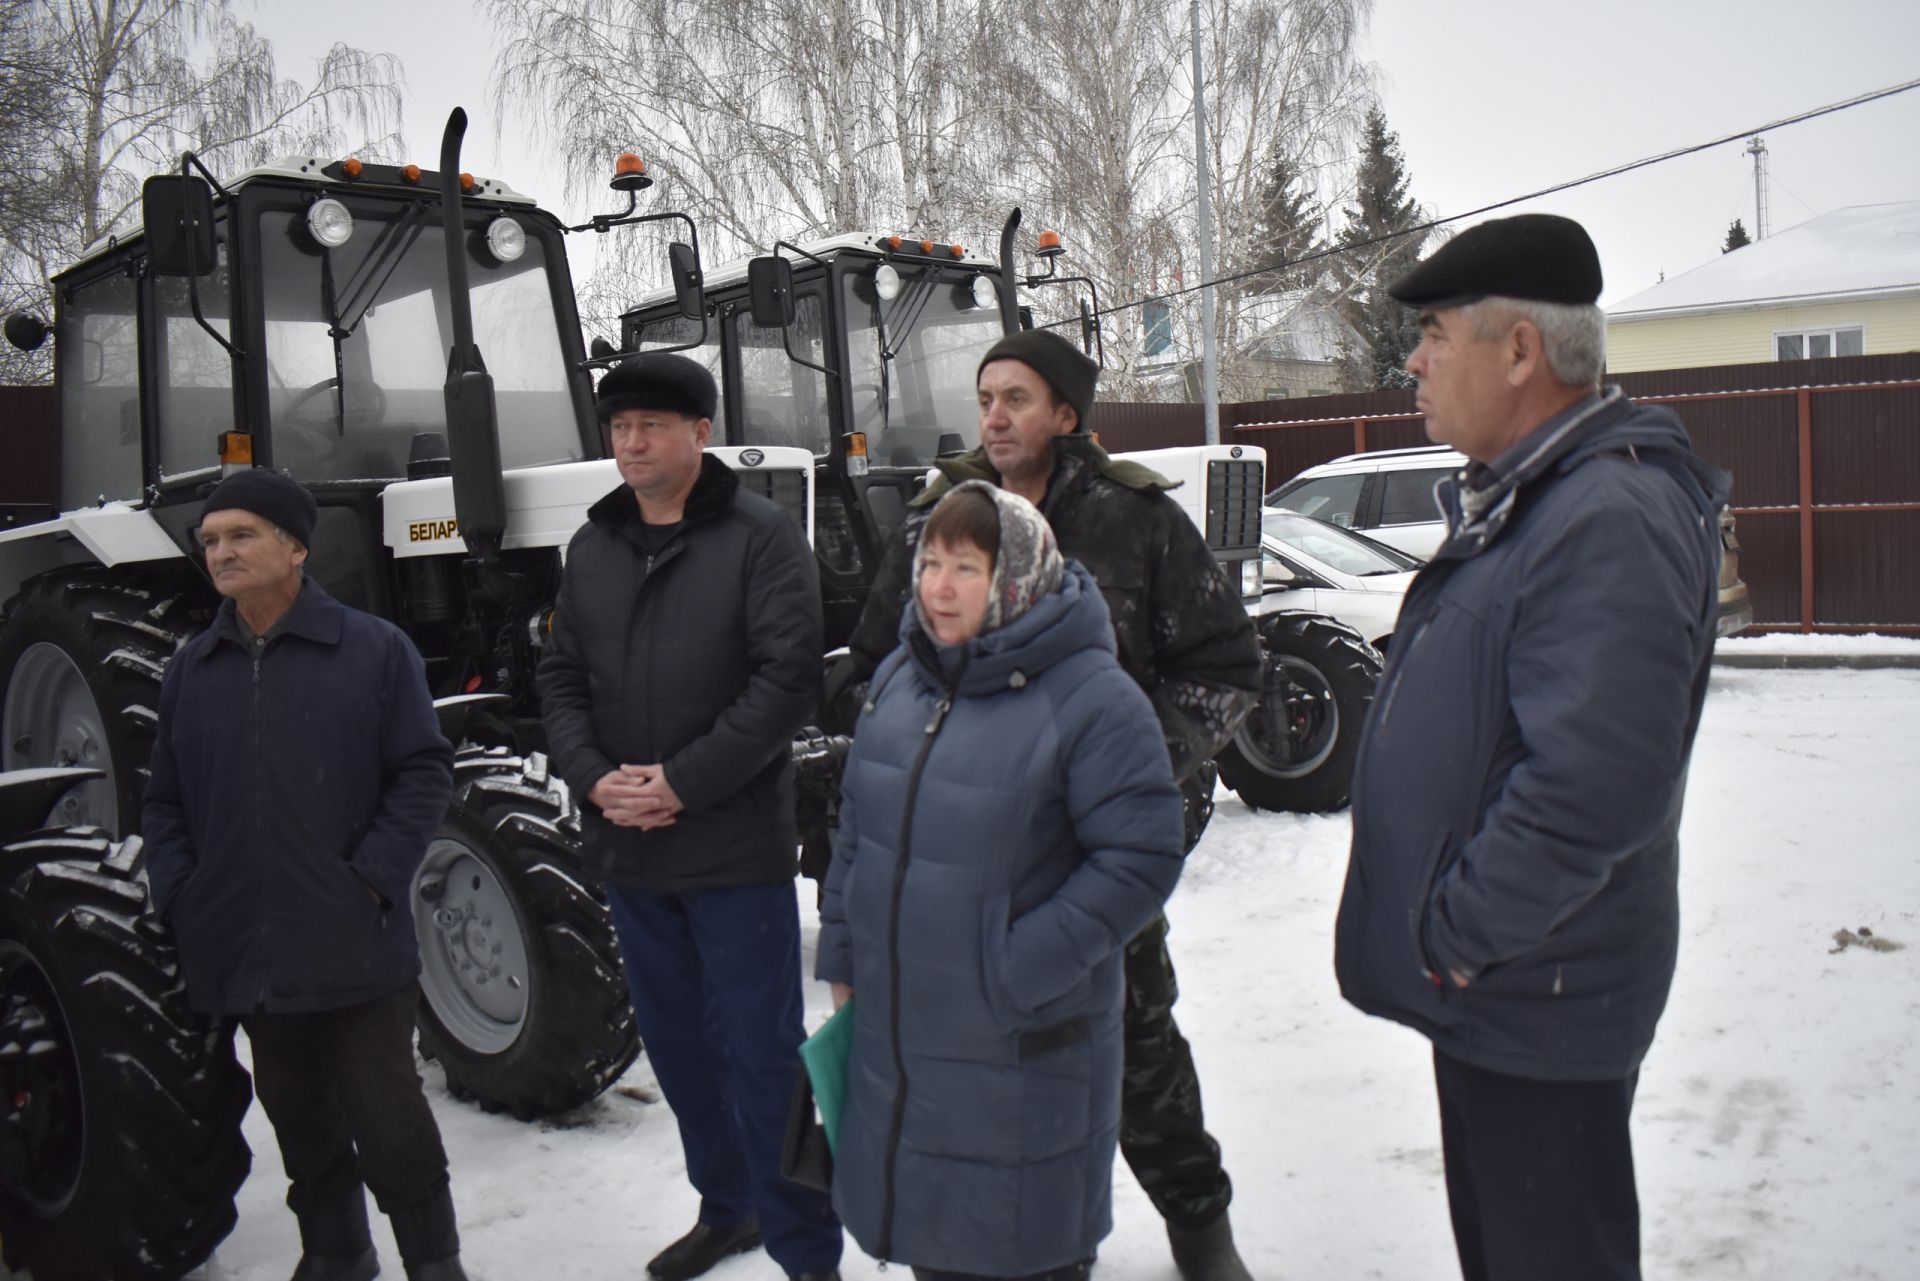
top-left (254, 201), bottom-right (581, 482)
top-left (842, 265), bottom-right (1002, 469)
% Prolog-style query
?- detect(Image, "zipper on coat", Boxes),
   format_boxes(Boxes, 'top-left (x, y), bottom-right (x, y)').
top-left (252, 646), bottom-right (269, 1011)
top-left (877, 688), bottom-right (954, 1261)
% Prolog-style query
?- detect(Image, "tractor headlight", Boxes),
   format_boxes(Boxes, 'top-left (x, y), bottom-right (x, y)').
top-left (971, 274), bottom-right (998, 310)
top-left (306, 198), bottom-right (355, 248)
top-left (874, 263), bottom-right (902, 301)
top-left (486, 216), bottom-right (526, 263)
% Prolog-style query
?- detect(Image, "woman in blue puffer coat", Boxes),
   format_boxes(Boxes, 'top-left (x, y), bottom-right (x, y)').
top-left (816, 481), bottom-right (1186, 1281)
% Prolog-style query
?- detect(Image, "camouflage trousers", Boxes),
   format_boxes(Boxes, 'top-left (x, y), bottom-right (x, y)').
top-left (1120, 911), bottom-right (1233, 1230)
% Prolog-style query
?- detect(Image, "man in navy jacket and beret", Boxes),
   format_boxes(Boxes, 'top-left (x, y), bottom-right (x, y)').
top-left (1334, 215), bottom-right (1725, 1281)
top-left (145, 469), bottom-right (464, 1281)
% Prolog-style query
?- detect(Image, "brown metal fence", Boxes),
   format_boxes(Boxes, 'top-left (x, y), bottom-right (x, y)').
top-left (1101, 353), bottom-right (1920, 634)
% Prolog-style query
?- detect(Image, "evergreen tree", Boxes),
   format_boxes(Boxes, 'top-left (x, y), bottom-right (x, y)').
top-left (1335, 107), bottom-right (1428, 389)
top-left (1244, 146), bottom-right (1323, 296)
top-left (1723, 218), bottom-right (1751, 252)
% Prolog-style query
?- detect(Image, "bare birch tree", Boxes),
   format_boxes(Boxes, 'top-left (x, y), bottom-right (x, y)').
top-left (487, 0), bottom-right (1376, 399)
top-left (1, 0), bottom-right (402, 383)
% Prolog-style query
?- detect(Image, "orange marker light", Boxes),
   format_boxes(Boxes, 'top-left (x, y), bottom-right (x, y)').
top-left (615, 153), bottom-right (646, 177)
top-left (949, 244), bottom-right (965, 258)
top-left (459, 172), bottom-right (476, 193)
top-left (887, 235), bottom-right (904, 250)
top-left (1037, 228), bottom-right (1064, 253)
top-left (217, 431), bottom-right (254, 465)
top-left (846, 432), bottom-right (869, 458)
top-left (919, 239), bottom-right (934, 254)
top-left (402, 164), bottom-right (422, 184)
top-left (342, 157), bottom-right (364, 179)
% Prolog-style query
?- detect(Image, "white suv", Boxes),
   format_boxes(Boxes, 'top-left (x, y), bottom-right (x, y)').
top-left (1265, 444), bottom-right (1755, 637)
top-left (1264, 446), bottom-right (1460, 559)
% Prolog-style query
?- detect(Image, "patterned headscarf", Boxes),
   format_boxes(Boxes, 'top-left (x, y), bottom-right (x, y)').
top-left (914, 480), bottom-right (1065, 638)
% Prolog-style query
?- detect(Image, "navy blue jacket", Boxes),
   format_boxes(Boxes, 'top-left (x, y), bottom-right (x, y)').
top-left (539, 456), bottom-right (824, 892)
top-left (817, 562), bottom-right (1185, 1275)
top-left (1335, 389), bottom-right (1726, 1081)
top-left (144, 580), bottom-right (454, 1015)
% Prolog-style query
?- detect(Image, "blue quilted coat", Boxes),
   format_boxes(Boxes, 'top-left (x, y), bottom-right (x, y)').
top-left (816, 561), bottom-right (1184, 1275)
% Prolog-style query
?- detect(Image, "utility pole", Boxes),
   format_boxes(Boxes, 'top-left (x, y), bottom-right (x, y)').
top-left (1191, 0), bottom-right (1219, 444)
top-left (1746, 135), bottom-right (1771, 239)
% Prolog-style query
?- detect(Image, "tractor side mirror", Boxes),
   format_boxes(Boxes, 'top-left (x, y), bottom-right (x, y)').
top-left (3, 312), bottom-right (48, 352)
top-left (669, 242), bottom-right (704, 321)
top-left (143, 175), bottom-right (219, 276)
top-left (590, 335), bottom-right (618, 361)
top-left (747, 256), bottom-right (796, 328)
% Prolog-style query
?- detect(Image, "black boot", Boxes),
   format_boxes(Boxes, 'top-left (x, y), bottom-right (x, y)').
top-left (1168, 1211), bottom-right (1254, 1281)
top-left (291, 1186), bottom-right (379, 1281)
top-left (646, 1220), bottom-right (763, 1281)
top-left (388, 1186), bottom-right (467, 1281)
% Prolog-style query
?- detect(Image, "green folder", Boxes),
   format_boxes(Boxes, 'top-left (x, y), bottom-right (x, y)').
top-left (800, 998), bottom-right (855, 1154)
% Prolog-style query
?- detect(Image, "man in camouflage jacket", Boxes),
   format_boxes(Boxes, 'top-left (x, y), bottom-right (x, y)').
top-left (846, 328), bottom-right (1263, 1281)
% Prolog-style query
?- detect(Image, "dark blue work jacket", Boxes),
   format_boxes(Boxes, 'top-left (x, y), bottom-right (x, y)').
top-left (144, 580), bottom-right (453, 1015)
top-left (1335, 389), bottom-right (1726, 1081)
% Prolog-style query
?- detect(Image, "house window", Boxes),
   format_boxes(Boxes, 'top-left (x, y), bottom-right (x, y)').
top-left (1263, 387), bottom-right (1290, 399)
top-left (1142, 299), bottom-right (1173, 356)
top-left (1775, 326), bottom-right (1863, 360)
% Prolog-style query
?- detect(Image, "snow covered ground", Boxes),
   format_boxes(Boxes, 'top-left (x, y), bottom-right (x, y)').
top-left (188, 667), bottom-right (1919, 1281)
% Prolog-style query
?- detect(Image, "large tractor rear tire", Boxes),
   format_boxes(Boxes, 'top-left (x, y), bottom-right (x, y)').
top-left (0, 829), bottom-right (252, 1281)
top-left (1216, 611), bottom-right (1382, 814)
top-left (412, 749), bottom-right (639, 1120)
top-left (0, 571), bottom-right (210, 835)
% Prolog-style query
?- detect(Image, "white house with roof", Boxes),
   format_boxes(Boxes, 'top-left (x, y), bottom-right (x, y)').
top-left (1604, 201), bottom-right (1920, 372)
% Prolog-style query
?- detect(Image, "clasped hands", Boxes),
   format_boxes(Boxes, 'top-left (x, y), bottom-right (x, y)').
top-left (588, 763), bottom-right (684, 830)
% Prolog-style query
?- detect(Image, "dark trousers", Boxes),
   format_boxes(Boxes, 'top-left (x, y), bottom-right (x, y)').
top-left (606, 880), bottom-right (842, 1275)
top-left (241, 983), bottom-right (450, 1239)
top-left (1118, 913), bottom-right (1232, 1229)
top-left (1433, 1048), bottom-right (1642, 1281)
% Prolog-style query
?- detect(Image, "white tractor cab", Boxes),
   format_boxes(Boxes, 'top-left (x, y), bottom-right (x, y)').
top-left (616, 216), bottom-right (1380, 819)
top-left (0, 115), bottom-right (836, 1259)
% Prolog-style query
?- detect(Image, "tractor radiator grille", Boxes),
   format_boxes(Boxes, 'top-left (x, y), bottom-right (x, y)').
top-left (1205, 459), bottom-right (1263, 552)
top-left (734, 468), bottom-right (809, 532)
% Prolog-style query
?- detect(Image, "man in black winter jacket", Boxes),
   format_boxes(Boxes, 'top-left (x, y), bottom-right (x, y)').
top-left (846, 329), bottom-right (1263, 1281)
top-left (1334, 215), bottom-right (1724, 1281)
top-left (539, 354), bottom-right (841, 1281)
top-left (144, 470), bottom-right (465, 1281)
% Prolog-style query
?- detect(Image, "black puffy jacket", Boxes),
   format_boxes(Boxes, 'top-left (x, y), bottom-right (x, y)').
top-left (540, 456), bottom-right (824, 892)
top-left (847, 434), bottom-right (1260, 783)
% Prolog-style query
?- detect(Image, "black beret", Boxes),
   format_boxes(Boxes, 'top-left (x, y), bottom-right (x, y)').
top-left (596, 352), bottom-right (717, 424)
top-left (977, 329), bottom-right (1099, 430)
top-left (203, 469), bottom-right (317, 547)
top-left (1388, 213), bottom-right (1602, 309)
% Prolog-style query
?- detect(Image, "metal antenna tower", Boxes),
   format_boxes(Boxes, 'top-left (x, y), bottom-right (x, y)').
top-left (1746, 135), bottom-right (1771, 239)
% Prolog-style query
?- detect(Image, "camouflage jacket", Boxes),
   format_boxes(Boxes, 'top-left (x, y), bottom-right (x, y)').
top-left (847, 433), bottom-right (1261, 783)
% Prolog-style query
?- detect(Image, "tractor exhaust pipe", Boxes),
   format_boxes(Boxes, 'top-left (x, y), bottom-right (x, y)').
top-left (997, 207), bottom-right (1022, 335)
top-left (438, 108), bottom-right (510, 585)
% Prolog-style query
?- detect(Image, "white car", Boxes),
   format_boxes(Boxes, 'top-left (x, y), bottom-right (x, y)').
top-left (1253, 508), bottom-right (1420, 651)
top-left (1266, 445), bottom-right (1755, 637)
top-left (1264, 445), bottom-right (1461, 560)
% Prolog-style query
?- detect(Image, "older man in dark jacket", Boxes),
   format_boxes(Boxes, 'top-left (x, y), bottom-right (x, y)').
top-left (846, 329), bottom-right (1263, 1281)
top-left (1334, 215), bottom-right (1725, 1281)
top-left (539, 354), bottom-right (841, 1281)
top-left (144, 470), bottom-right (462, 1281)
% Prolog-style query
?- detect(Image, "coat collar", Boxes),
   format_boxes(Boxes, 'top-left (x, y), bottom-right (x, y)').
top-left (202, 578), bottom-right (342, 658)
top-left (908, 432), bottom-right (1176, 513)
top-left (586, 452), bottom-right (740, 531)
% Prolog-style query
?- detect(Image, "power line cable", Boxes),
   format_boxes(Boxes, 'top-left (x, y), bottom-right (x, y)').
top-left (1053, 74), bottom-right (1920, 329)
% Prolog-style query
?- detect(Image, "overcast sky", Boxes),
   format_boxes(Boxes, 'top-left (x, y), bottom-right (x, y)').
top-left (250, 0), bottom-right (1920, 307)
